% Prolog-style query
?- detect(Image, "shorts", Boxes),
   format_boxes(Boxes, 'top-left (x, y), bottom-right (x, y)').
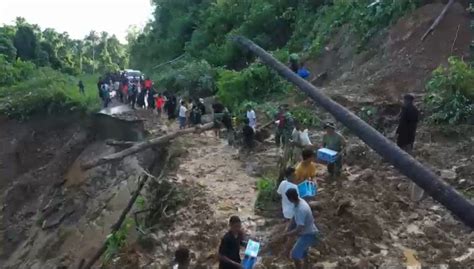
top-left (291, 233), bottom-right (319, 260)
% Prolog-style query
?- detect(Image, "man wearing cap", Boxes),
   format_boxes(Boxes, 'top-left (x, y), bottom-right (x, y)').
top-left (322, 122), bottom-right (346, 177)
top-left (275, 105), bottom-right (294, 147)
top-left (396, 94), bottom-right (421, 201)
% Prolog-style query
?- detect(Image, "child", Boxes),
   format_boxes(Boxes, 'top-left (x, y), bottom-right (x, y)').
top-left (179, 101), bottom-right (188, 129)
top-left (294, 149), bottom-right (317, 184)
top-left (277, 167), bottom-right (299, 220)
top-left (218, 216), bottom-right (247, 269)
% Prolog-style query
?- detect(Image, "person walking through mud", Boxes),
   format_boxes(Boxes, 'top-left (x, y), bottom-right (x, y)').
top-left (167, 95), bottom-right (177, 119)
top-left (218, 216), bottom-right (247, 269)
top-left (147, 87), bottom-right (156, 110)
top-left (137, 84), bottom-right (146, 109)
top-left (155, 93), bottom-right (165, 117)
top-left (212, 101), bottom-right (225, 138)
top-left (246, 104), bottom-right (257, 130)
top-left (396, 94), bottom-right (421, 200)
top-left (179, 100), bottom-right (188, 129)
top-left (275, 105), bottom-right (294, 147)
top-left (100, 82), bottom-right (110, 108)
top-left (242, 118), bottom-right (255, 152)
top-left (128, 83), bottom-right (137, 109)
top-left (284, 188), bottom-right (320, 269)
top-left (277, 167), bottom-right (299, 220)
top-left (321, 122), bottom-right (346, 177)
top-left (78, 80), bottom-right (85, 95)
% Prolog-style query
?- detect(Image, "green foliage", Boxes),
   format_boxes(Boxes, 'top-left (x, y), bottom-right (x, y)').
top-left (425, 57), bottom-right (474, 124)
top-left (135, 195), bottom-right (146, 210)
top-left (290, 107), bottom-right (321, 128)
top-left (216, 63), bottom-right (290, 109)
top-left (0, 18), bottom-right (128, 75)
top-left (0, 67), bottom-right (99, 120)
top-left (104, 217), bottom-right (134, 263)
top-left (0, 56), bottom-right (35, 87)
top-left (13, 25), bottom-right (38, 61)
top-left (153, 59), bottom-right (217, 98)
top-left (358, 105), bottom-right (378, 126)
top-left (0, 36), bottom-right (16, 61)
top-left (291, 0), bottom-right (420, 55)
top-left (255, 177), bottom-right (278, 210)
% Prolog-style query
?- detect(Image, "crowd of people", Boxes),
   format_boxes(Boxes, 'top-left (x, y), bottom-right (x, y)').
top-left (91, 63), bottom-right (420, 269)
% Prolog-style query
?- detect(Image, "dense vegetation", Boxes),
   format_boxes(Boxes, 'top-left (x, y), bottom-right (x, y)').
top-left (1, 17), bottom-right (127, 75)
top-left (129, 0), bottom-right (421, 110)
top-left (0, 17), bottom-right (128, 119)
top-left (425, 57), bottom-right (474, 124)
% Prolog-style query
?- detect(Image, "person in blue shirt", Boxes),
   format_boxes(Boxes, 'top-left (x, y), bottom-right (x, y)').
top-left (297, 63), bottom-right (310, 79)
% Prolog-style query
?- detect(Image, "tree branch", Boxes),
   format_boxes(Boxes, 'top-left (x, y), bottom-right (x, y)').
top-left (81, 123), bottom-right (214, 170)
top-left (421, 0), bottom-right (455, 41)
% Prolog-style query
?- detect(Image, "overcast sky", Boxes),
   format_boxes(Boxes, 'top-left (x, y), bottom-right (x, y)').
top-left (0, 0), bottom-right (153, 42)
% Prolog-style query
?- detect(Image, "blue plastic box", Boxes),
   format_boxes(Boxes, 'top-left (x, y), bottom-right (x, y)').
top-left (298, 180), bottom-right (317, 198)
top-left (317, 148), bottom-right (338, 163)
top-left (242, 256), bottom-right (256, 269)
top-left (242, 240), bottom-right (260, 269)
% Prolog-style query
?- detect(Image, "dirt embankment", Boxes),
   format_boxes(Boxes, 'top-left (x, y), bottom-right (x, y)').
top-left (309, 2), bottom-right (472, 105)
top-left (0, 111), bottom-right (160, 269)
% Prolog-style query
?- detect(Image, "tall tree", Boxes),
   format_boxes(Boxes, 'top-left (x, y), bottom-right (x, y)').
top-left (13, 25), bottom-right (38, 61)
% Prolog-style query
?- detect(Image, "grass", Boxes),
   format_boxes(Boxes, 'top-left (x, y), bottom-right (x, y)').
top-left (0, 68), bottom-right (101, 120)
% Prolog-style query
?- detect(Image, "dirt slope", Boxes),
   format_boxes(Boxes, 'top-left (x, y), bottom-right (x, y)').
top-left (309, 2), bottom-right (472, 105)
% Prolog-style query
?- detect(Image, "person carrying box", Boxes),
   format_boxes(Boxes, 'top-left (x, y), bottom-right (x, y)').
top-left (321, 122), bottom-right (346, 177)
top-left (284, 188), bottom-right (320, 269)
top-left (218, 216), bottom-right (247, 269)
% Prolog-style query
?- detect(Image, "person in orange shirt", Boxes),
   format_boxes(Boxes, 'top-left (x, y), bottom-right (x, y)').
top-left (294, 148), bottom-right (318, 184)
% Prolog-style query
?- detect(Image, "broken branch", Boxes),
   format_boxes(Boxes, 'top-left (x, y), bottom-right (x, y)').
top-left (451, 24), bottom-right (461, 54)
top-left (105, 139), bottom-right (137, 147)
top-left (421, 0), bottom-right (455, 41)
top-left (81, 122), bottom-right (214, 170)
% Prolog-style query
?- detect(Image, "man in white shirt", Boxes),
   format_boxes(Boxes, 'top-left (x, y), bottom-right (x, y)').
top-left (246, 105), bottom-right (257, 130)
top-left (179, 101), bottom-right (188, 129)
top-left (277, 167), bottom-right (299, 220)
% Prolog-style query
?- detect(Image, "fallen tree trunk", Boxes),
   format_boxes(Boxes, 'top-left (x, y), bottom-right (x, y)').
top-left (232, 36), bottom-right (474, 228)
top-left (421, 0), bottom-right (455, 41)
top-left (81, 122), bottom-right (214, 170)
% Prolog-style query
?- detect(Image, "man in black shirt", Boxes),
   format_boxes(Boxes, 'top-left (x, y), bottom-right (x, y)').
top-left (396, 94), bottom-right (419, 151)
top-left (218, 216), bottom-right (247, 269)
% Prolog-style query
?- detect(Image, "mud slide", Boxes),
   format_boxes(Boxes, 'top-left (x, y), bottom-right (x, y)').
top-left (0, 107), bottom-right (160, 269)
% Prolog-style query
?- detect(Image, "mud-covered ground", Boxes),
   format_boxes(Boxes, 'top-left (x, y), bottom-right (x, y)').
top-left (124, 112), bottom-right (472, 268)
